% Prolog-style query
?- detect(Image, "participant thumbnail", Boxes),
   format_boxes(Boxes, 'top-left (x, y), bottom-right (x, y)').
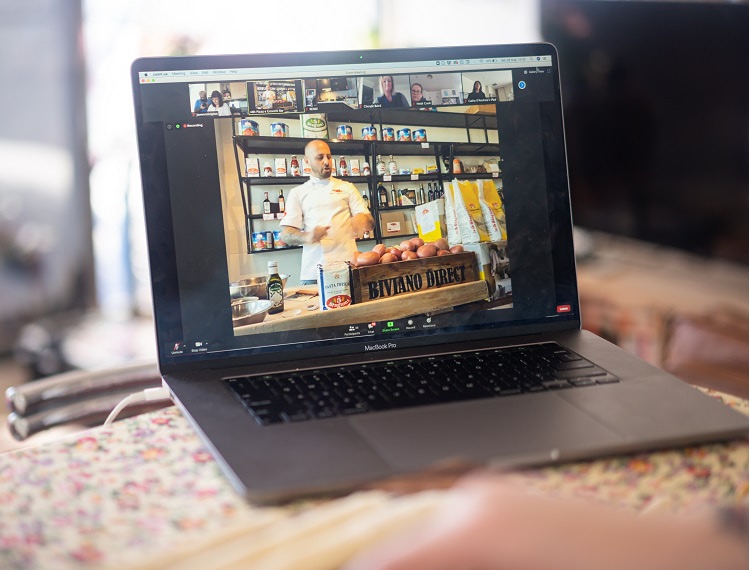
top-left (303, 77), bottom-right (359, 111)
top-left (407, 72), bottom-right (464, 107)
top-left (461, 71), bottom-right (514, 103)
top-left (189, 82), bottom-right (248, 116)
top-left (247, 80), bottom-right (304, 114)
top-left (358, 75), bottom-right (411, 108)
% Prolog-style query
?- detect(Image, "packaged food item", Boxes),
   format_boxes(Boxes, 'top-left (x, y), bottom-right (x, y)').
top-left (245, 157), bottom-right (260, 177)
top-left (274, 157), bottom-right (287, 177)
top-left (272, 229), bottom-right (287, 248)
top-left (338, 156), bottom-right (349, 176)
top-left (411, 128), bottom-right (427, 142)
top-left (300, 113), bottom-right (328, 139)
top-left (415, 198), bottom-right (447, 243)
top-left (270, 122), bottom-right (289, 137)
top-left (362, 162), bottom-right (371, 176)
top-left (262, 162), bottom-right (273, 177)
top-left (350, 158), bottom-right (361, 176)
top-left (290, 155), bottom-right (301, 176)
top-left (238, 119), bottom-right (259, 136)
top-left (361, 126), bottom-right (377, 140)
top-left (252, 232), bottom-right (270, 251)
top-left (444, 182), bottom-right (461, 245)
top-left (452, 179), bottom-right (489, 243)
top-left (381, 127), bottom-right (395, 141)
top-left (396, 128), bottom-right (411, 142)
top-left (337, 124), bottom-right (353, 140)
top-left (317, 261), bottom-right (352, 310)
top-left (479, 180), bottom-right (507, 240)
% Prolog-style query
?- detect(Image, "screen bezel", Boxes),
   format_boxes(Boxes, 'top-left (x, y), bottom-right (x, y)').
top-left (131, 43), bottom-right (581, 374)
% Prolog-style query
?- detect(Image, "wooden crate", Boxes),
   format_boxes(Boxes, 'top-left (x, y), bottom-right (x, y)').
top-left (350, 252), bottom-right (479, 303)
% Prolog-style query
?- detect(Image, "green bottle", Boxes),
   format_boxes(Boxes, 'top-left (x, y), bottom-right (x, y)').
top-left (267, 261), bottom-right (284, 314)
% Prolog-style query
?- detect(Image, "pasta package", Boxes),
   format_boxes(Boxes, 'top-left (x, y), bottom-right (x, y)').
top-left (452, 179), bottom-right (489, 243)
top-left (444, 180), bottom-right (461, 245)
top-left (480, 180), bottom-right (507, 241)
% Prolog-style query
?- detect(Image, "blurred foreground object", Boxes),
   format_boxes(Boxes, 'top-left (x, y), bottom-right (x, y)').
top-left (0, 1), bottom-right (94, 352)
top-left (576, 231), bottom-right (748, 399)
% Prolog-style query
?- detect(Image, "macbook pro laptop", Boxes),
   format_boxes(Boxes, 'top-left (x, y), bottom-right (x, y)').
top-left (131, 43), bottom-right (746, 504)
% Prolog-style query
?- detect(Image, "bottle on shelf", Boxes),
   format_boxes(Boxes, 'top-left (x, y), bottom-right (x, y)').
top-left (390, 183), bottom-right (398, 207)
top-left (376, 155), bottom-right (386, 176)
top-left (419, 182), bottom-right (426, 204)
top-left (278, 189), bottom-right (285, 213)
top-left (387, 155), bottom-right (398, 175)
top-left (436, 181), bottom-right (443, 198)
top-left (266, 261), bottom-right (284, 315)
top-left (339, 156), bottom-right (348, 177)
top-left (377, 182), bottom-right (388, 207)
top-left (362, 191), bottom-right (370, 210)
top-left (427, 183), bottom-right (435, 202)
top-left (290, 155), bottom-right (301, 177)
top-left (263, 191), bottom-right (271, 214)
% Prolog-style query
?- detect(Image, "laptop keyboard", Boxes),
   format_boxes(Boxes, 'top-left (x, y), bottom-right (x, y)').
top-left (225, 342), bottom-right (619, 426)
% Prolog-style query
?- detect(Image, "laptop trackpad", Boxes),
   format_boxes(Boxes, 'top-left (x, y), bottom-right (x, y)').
top-left (348, 394), bottom-right (622, 471)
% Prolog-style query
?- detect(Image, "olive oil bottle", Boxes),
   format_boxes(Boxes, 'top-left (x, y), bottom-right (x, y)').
top-left (267, 261), bottom-right (284, 314)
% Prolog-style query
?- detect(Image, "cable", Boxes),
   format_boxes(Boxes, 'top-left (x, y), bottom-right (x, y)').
top-left (103, 386), bottom-right (170, 426)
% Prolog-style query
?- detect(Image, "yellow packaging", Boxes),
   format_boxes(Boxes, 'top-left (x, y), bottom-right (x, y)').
top-left (415, 198), bottom-right (446, 242)
top-left (453, 179), bottom-right (489, 243)
top-left (480, 180), bottom-right (507, 240)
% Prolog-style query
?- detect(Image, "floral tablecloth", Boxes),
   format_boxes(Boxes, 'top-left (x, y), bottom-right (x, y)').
top-left (0, 391), bottom-right (746, 569)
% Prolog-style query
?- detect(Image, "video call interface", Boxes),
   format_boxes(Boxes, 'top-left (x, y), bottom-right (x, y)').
top-left (189, 70), bottom-right (511, 116)
top-left (141, 56), bottom-right (572, 359)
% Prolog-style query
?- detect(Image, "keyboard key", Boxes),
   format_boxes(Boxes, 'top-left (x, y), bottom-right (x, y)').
top-left (542, 380), bottom-right (572, 390)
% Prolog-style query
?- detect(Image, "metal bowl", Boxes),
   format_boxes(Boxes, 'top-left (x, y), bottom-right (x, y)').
top-left (231, 299), bottom-right (273, 327)
top-left (230, 274), bottom-right (289, 299)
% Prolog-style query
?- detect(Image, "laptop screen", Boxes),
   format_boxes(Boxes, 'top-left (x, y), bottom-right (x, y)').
top-left (132, 44), bottom-right (579, 369)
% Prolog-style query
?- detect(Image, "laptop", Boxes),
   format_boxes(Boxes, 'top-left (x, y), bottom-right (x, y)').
top-left (131, 43), bottom-right (746, 504)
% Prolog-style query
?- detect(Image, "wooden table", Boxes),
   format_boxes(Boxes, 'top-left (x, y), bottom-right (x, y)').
top-left (234, 281), bottom-right (489, 335)
top-left (0, 390), bottom-right (746, 570)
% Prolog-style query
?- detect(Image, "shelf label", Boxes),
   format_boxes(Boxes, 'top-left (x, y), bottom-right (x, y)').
top-left (262, 213), bottom-right (275, 221)
top-left (421, 143), bottom-right (429, 149)
top-left (410, 174), bottom-right (419, 181)
top-left (276, 212), bottom-right (286, 220)
top-left (492, 172), bottom-right (499, 178)
top-left (383, 175), bottom-right (392, 182)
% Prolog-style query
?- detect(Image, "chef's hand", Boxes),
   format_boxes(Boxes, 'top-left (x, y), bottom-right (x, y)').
top-left (308, 226), bottom-right (330, 244)
top-left (345, 474), bottom-right (747, 570)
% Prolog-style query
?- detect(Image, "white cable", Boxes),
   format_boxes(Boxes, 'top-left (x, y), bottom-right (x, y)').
top-left (103, 387), bottom-right (170, 426)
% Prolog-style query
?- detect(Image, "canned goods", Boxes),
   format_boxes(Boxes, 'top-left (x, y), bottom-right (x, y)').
top-left (238, 119), bottom-right (259, 136)
top-left (411, 128), bottom-right (427, 142)
top-left (252, 232), bottom-right (271, 251)
top-left (272, 230), bottom-right (286, 248)
top-left (337, 124), bottom-right (353, 140)
top-left (270, 122), bottom-right (289, 137)
top-left (396, 128), bottom-right (411, 142)
top-left (300, 113), bottom-right (328, 139)
top-left (361, 126), bottom-right (377, 140)
top-left (381, 127), bottom-right (395, 141)
top-left (265, 231), bottom-right (275, 248)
